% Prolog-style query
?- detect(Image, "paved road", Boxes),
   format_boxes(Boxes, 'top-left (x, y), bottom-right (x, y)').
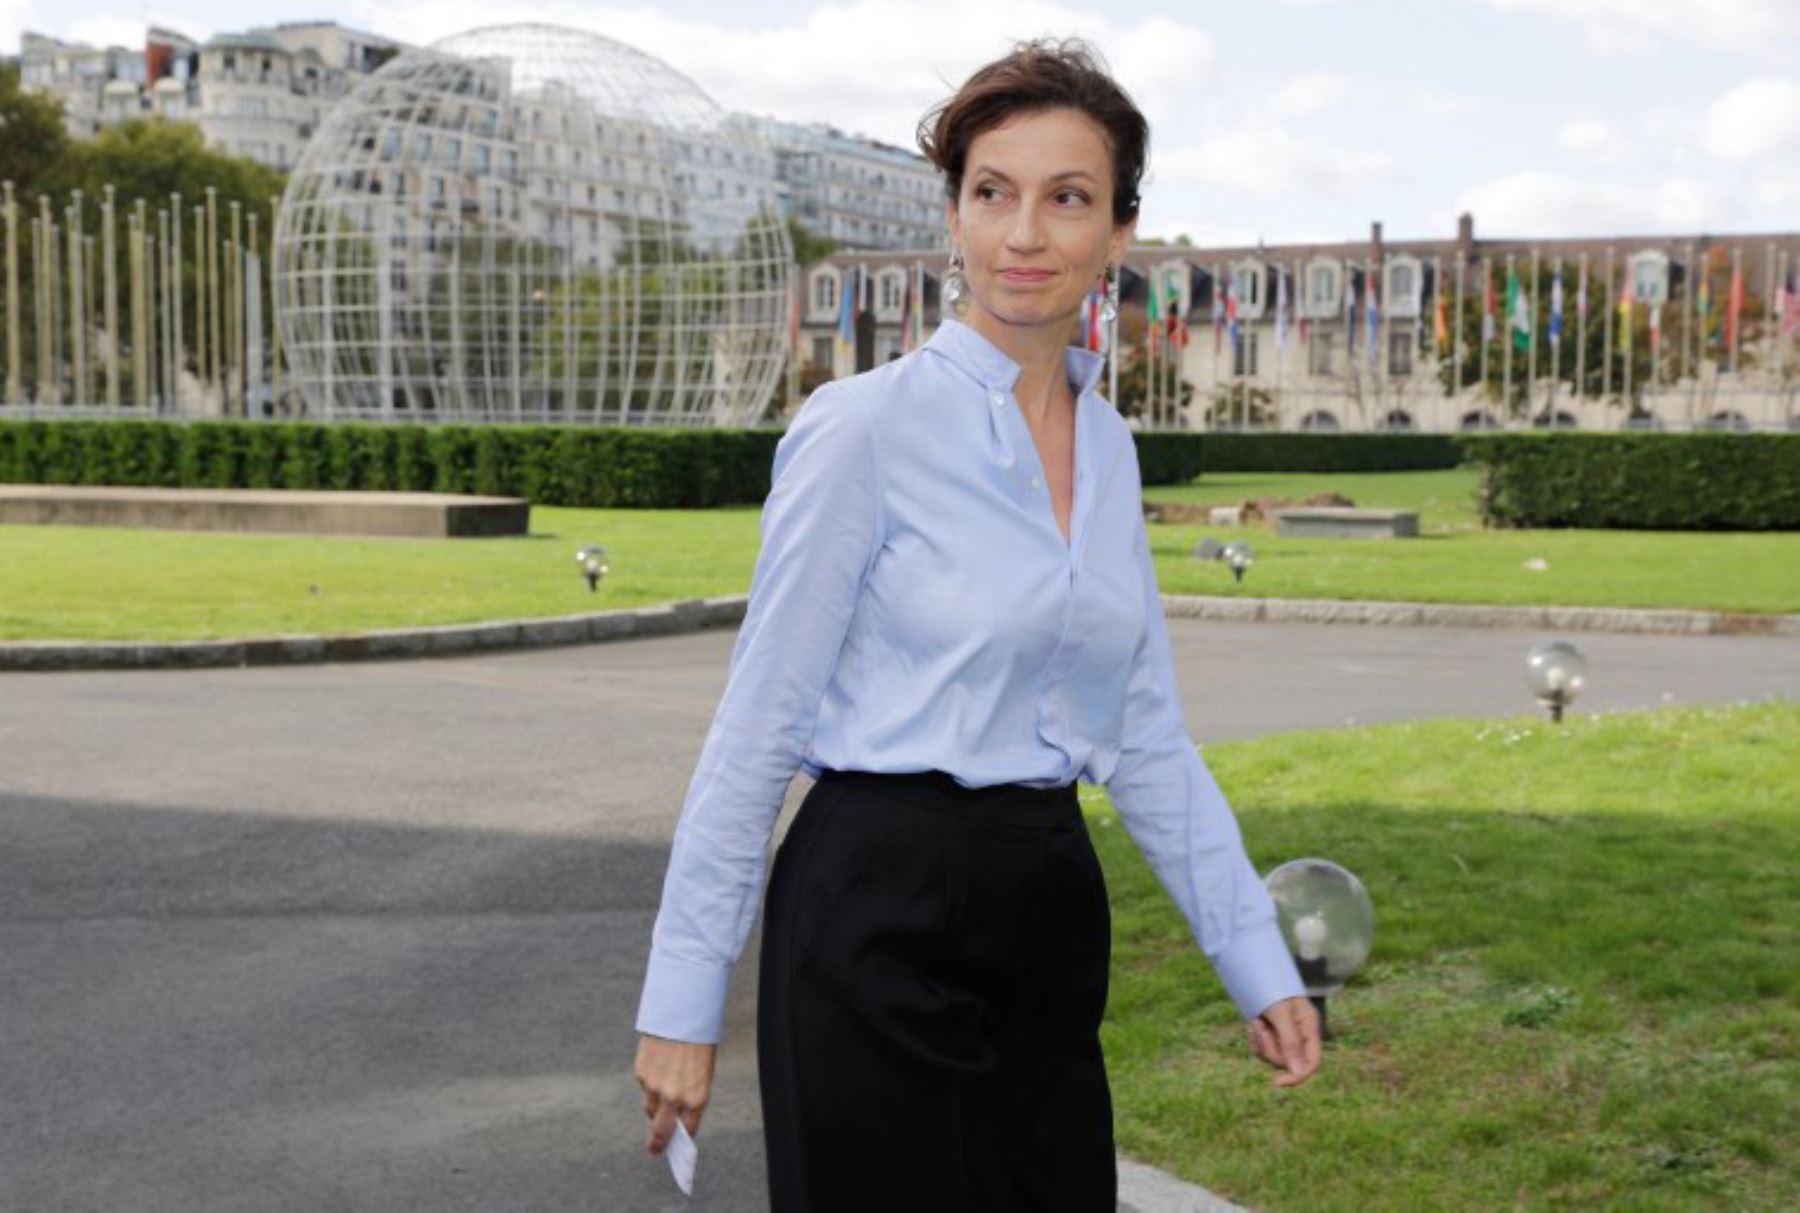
top-left (1, 620), bottom-right (1793, 1211)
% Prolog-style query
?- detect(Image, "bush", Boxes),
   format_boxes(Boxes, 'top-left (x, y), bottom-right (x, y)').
top-left (1457, 432), bottom-right (1800, 531)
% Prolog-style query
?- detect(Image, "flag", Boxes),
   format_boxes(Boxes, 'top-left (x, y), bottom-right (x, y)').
top-left (1549, 265), bottom-right (1564, 347)
top-left (1482, 261), bottom-right (1496, 346)
top-left (787, 270), bottom-right (801, 357)
top-left (1617, 270), bottom-right (1632, 356)
top-left (835, 263), bottom-right (855, 357)
top-left (911, 262), bottom-right (926, 351)
top-left (1577, 260), bottom-right (1588, 318)
top-left (1433, 282), bottom-right (1448, 353)
top-left (1225, 271), bottom-right (1239, 349)
top-left (1726, 258), bottom-right (1744, 350)
top-left (898, 267), bottom-right (915, 354)
top-left (1507, 264), bottom-right (1531, 352)
top-left (1211, 269), bottom-right (1224, 355)
top-left (1783, 263), bottom-right (1799, 337)
top-left (1275, 267), bottom-right (1289, 351)
top-left (1167, 271), bottom-right (1187, 349)
top-left (1343, 269), bottom-right (1356, 356)
top-left (1148, 270), bottom-right (1162, 357)
top-left (1366, 263), bottom-right (1379, 366)
top-left (1649, 298), bottom-right (1661, 354)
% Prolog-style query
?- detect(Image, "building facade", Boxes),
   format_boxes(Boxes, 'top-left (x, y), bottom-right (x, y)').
top-left (18, 22), bottom-right (404, 171)
top-left (741, 115), bottom-right (944, 251)
top-left (799, 214), bottom-right (1800, 432)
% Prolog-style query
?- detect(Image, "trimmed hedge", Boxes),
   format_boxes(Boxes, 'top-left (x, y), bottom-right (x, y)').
top-left (0, 419), bottom-right (1210, 506)
top-left (1192, 432), bottom-right (1465, 473)
top-left (1458, 432), bottom-right (1800, 531)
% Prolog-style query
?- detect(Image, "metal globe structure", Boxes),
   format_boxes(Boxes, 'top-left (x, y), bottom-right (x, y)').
top-left (273, 23), bottom-right (792, 426)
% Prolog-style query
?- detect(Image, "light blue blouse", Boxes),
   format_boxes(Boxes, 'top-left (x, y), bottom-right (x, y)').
top-left (635, 316), bottom-right (1306, 1044)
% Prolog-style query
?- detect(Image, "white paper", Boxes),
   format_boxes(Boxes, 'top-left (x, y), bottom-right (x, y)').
top-left (666, 1117), bottom-right (697, 1195)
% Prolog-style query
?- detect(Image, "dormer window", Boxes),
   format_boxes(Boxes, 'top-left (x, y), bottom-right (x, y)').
top-left (1384, 256), bottom-right (1422, 318)
top-left (1628, 251), bottom-right (1670, 305)
top-left (1305, 259), bottom-right (1343, 319)
top-left (1229, 260), bottom-right (1266, 318)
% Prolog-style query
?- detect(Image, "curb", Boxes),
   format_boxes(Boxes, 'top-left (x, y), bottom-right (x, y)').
top-left (0, 596), bottom-right (750, 672)
top-left (2, 593), bottom-right (1794, 672)
top-left (1160, 594), bottom-right (1800, 637)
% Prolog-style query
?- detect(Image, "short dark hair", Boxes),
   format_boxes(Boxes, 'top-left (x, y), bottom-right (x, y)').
top-left (916, 37), bottom-right (1148, 227)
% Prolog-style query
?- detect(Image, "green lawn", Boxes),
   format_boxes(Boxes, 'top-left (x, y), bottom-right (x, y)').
top-left (1087, 699), bottom-right (1798, 1211)
top-left (2, 469), bottom-right (1795, 641)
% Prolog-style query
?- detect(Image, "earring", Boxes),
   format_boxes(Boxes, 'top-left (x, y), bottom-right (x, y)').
top-left (1099, 263), bottom-right (1120, 324)
top-left (942, 246), bottom-right (969, 316)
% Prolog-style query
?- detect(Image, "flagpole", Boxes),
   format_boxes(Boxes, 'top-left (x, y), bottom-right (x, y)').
top-left (1502, 254), bottom-right (1515, 419)
top-left (1729, 245), bottom-right (1743, 376)
top-left (1576, 253), bottom-right (1588, 400)
top-left (1108, 256), bottom-right (1120, 407)
top-left (1547, 255), bottom-right (1560, 417)
top-left (1601, 248), bottom-right (1614, 404)
top-left (1452, 252), bottom-right (1464, 418)
top-left (1627, 257), bottom-right (1641, 413)
top-left (1273, 264), bottom-right (1284, 427)
top-left (1765, 240), bottom-right (1777, 426)
top-left (1527, 247), bottom-right (1541, 418)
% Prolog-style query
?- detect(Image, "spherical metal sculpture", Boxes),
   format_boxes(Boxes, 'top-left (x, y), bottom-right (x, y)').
top-left (273, 23), bottom-right (792, 426)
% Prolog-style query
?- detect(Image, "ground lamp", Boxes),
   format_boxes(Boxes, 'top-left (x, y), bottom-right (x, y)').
top-left (576, 545), bottom-right (611, 592)
top-left (1222, 541), bottom-right (1254, 583)
top-left (1192, 538), bottom-right (1254, 583)
top-left (1526, 640), bottom-right (1588, 723)
top-left (1265, 858), bottom-right (1375, 1041)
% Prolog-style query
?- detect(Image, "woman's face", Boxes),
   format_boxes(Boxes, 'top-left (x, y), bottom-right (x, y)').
top-left (945, 105), bottom-right (1135, 336)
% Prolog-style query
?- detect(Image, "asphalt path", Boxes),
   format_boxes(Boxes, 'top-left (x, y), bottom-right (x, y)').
top-left (1, 619), bottom-right (1793, 1211)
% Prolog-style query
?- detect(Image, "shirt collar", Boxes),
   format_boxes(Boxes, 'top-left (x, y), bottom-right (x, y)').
top-left (924, 316), bottom-right (1107, 398)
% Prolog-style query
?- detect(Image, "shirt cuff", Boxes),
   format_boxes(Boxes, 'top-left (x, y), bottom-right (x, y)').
top-left (634, 947), bottom-right (732, 1045)
top-left (1209, 917), bottom-right (1308, 1022)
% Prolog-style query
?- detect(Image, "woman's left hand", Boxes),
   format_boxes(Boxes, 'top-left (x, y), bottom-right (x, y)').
top-left (1248, 996), bottom-right (1322, 1088)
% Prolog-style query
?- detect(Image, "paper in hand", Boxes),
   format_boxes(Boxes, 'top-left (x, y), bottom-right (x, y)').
top-left (666, 1117), bottom-right (697, 1195)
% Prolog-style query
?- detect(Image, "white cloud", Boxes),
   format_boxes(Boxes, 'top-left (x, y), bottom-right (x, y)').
top-left (1555, 118), bottom-right (1630, 164)
top-left (1270, 71), bottom-right (1349, 118)
top-left (1481, 0), bottom-right (1800, 58)
top-left (1701, 77), bottom-right (1800, 162)
top-left (1154, 116), bottom-right (1393, 196)
top-left (1454, 169), bottom-right (1735, 237)
top-left (333, 1), bottom-right (1213, 148)
top-left (1412, 88), bottom-right (1477, 119)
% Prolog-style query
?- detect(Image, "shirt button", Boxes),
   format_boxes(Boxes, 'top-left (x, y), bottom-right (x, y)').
top-left (1030, 475), bottom-right (1042, 490)
top-left (988, 389), bottom-right (1005, 408)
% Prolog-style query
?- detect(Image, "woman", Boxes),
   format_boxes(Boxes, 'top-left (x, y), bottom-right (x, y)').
top-left (635, 37), bottom-right (1321, 1211)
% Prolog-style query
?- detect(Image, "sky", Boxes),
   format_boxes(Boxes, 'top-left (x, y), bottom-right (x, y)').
top-left (8, 0), bottom-right (1799, 247)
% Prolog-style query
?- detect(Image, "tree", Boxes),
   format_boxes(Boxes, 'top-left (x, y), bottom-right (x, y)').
top-left (0, 64), bottom-right (69, 197)
top-left (785, 216), bottom-right (839, 269)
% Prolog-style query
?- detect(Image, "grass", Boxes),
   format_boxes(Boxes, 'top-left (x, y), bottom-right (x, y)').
top-left (1084, 699), bottom-right (1799, 1212)
top-left (2, 469), bottom-right (1795, 641)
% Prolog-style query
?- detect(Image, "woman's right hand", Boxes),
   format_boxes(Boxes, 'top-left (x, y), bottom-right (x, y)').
top-left (635, 1033), bottom-right (718, 1157)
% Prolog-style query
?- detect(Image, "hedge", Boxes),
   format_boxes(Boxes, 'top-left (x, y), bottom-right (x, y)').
top-left (1457, 432), bottom-right (1800, 531)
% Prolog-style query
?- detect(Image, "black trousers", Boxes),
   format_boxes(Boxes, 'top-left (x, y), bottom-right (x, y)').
top-left (757, 766), bottom-right (1115, 1213)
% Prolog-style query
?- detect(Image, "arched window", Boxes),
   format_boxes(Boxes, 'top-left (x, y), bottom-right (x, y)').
top-left (1299, 409), bottom-right (1340, 431)
top-left (1378, 409), bottom-right (1416, 431)
top-left (1703, 409), bottom-right (1751, 431)
top-left (1459, 409), bottom-right (1501, 431)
